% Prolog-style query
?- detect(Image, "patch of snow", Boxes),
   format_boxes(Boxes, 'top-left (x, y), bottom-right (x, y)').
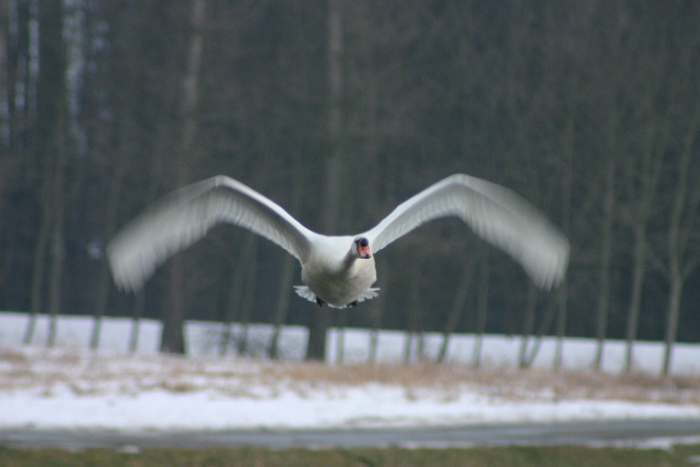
top-left (2, 312), bottom-right (700, 431)
top-left (4, 311), bottom-right (700, 375)
top-left (2, 375), bottom-right (700, 431)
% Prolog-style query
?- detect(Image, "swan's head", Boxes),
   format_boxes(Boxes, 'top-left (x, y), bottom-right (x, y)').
top-left (353, 237), bottom-right (372, 259)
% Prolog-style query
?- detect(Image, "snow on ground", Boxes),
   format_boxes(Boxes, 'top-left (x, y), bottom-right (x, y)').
top-left (4, 311), bottom-right (700, 374)
top-left (1, 311), bottom-right (700, 431)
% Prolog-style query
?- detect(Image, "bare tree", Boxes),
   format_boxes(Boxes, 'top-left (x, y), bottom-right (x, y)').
top-left (268, 164), bottom-right (305, 359)
top-left (307, 0), bottom-right (345, 361)
top-left (622, 160), bottom-right (661, 370)
top-left (0, 0), bottom-right (8, 152)
top-left (367, 260), bottom-right (388, 364)
top-left (552, 129), bottom-right (573, 370)
top-left (220, 232), bottom-right (257, 356)
top-left (621, 54), bottom-right (668, 371)
top-left (24, 0), bottom-right (66, 346)
top-left (521, 296), bottom-right (559, 368)
top-left (437, 252), bottom-right (477, 363)
top-left (24, 147), bottom-right (52, 344)
top-left (517, 284), bottom-right (538, 367)
top-left (660, 87), bottom-right (700, 375)
top-left (592, 142), bottom-right (616, 369)
top-left (403, 261), bottom-right (423, 364)
top-left (89, 98), bottom-right (131, 350)
top-left (160, 0), bottom-right (207, 354)
top-left (237, 236), bottom-right (259, 356)
top-left (45, 112), bottom-right (66, 347)
top-left (471, 249), bottom-right (490, 368)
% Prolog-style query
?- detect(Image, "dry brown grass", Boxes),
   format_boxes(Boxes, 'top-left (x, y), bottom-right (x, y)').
top-left (1, 346), bottom-right (699, 404)
top-left (0, 348), bottom-right (28, 364)
top-left (268, 363), bottom-right (700, 404)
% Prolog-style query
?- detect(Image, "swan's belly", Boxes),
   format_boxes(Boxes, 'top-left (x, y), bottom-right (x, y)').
top-left (302, 258), bottom-right (377, 307)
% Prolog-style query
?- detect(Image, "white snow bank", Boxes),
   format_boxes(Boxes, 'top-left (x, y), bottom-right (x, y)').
top-left (3, 311), bottom-right (700, 374)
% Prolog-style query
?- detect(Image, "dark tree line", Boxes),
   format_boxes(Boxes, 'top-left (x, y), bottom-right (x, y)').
top-left (1, 0), bottom-right (700, 373)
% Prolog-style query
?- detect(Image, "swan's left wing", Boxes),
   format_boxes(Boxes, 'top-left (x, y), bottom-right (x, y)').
top-left (362, 174), bottom-right (570, 290)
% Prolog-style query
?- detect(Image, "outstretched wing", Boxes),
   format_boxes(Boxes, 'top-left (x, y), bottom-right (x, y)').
top-left (362, 174), bottom-right (570, 290)
top-left (107, 176), bottom-right (315, 292)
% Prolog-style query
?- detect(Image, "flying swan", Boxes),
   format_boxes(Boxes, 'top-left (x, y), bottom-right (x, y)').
top-left (107, 174), bottom-right (570, 308)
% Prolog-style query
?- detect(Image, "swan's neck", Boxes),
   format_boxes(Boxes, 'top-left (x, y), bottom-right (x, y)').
top-left (340, 248), bottom-right (359, 274)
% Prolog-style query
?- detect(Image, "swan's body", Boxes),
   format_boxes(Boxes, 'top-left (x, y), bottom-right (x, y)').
top-left (296, 236), bottom-right (378, 307)
top-left (107, 174), bottom-right (570, 308)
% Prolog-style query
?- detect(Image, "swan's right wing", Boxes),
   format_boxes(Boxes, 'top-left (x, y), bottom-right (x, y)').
top-left (362, 174), bottom-right (570, 290)
top-left (107, 176), bottom-right (315, 292)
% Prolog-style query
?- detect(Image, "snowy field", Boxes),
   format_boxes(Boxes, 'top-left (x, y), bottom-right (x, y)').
top-left (1, 311), bottom-right (700, 432)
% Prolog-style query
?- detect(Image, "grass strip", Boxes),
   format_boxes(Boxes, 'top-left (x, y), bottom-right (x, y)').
top-left (2, 444), bottom-right (700, 467)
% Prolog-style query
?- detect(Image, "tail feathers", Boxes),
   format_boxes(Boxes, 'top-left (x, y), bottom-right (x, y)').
top-left (359, 288), bottom-right (380, 302)
top-left (293, 285), bottom-right (317, 303)
top-left (293, 285), bottom-right (380, 309)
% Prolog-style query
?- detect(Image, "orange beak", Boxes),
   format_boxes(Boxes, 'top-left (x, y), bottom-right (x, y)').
top-left (357, 243), bottom-right (371, 259)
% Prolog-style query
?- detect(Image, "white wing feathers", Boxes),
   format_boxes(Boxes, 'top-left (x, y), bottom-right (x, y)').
top-left (107, 176), bottom-right (314, 292)
top-left (363, 174), bottom-right (570, 290)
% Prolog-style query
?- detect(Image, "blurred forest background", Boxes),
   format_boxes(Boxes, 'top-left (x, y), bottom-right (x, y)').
top-left (1, 0), bottom-right (700, 371)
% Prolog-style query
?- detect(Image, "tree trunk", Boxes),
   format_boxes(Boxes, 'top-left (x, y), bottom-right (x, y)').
top-left (46, 111), bottom-right (67, 347)
top-left (335, 308), bottom-right (347, 364)
top-left (43, 0), bottom-right (68, 347)
top-left (237, 236), bottom-right (259, 356)
top-left (622, 39), bottom-right (669, 372)
top-left (307, 306), bottom-right (331, 362)
top-left (220, 232), bottom-right (257, 356)
top-left (553, 121), bottom-right (573, 371)
top-left (594, 157), bottom-right (615, 369)
top-left (90, 47), bottom-right (135, 349)
top-left (46, 223), bottom-right (65, 347)
top-left (160, 0), bottom-right (206, 354)
top-left (472, 250), bottom-right (489, 368)
top-left (661, 92), bottom-right (700, 374)
top-left (307, 0), bottom-right (344, 361)
top-left (403, 265), bottom-right (422, 364)
top-left (368, 261), bottom-right (388, 364)
top-left (662, 274), bottom-right (682, 375)
top-left (129, 92), bottom-right (170, 354)
top-left (24, 168), bottom-right (52, 344)
top-left (553, 280), bottom-right (568, 370)
top-left (269, 254), bottom-right (296, 360)
top-left (90, 147), bottom-right (126, 349)
top-left (522, 295), bottom-right (558, 368)
top-left (518, 284), bottom-right (538, 368)
top-left (269, 157), bottom-right (305, 359)
top-left (129, 291), bottom-right (145, 353)
top-left (24, 0), bottom-right (65, 345)
top-left (0, 4), bottom-right (9, 154)
top-left (437, 254), bottom-right (477, 363)
top-left (624, 225), bottom-right (646, 371)
top-left (159, 257), bottom-right (186, 352)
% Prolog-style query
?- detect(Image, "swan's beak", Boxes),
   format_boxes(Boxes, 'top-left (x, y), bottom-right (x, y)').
top-left (355, 238), bottom-right (372, 259)
top-left (358, 245), bottom-right (371, 259)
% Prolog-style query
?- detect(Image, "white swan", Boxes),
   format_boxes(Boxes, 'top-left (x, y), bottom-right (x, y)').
top-left (107, 174), bottom-right (569, 308)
